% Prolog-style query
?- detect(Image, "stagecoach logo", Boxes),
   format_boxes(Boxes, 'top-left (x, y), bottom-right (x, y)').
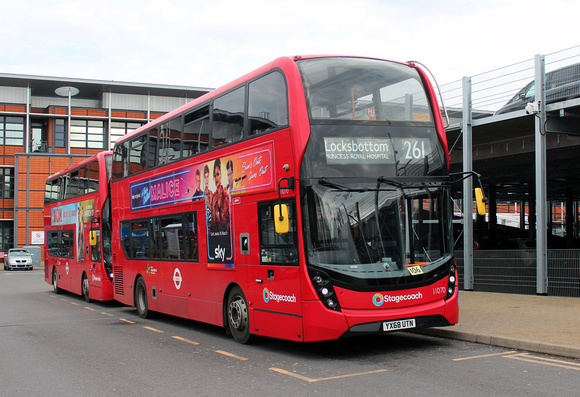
top-left (372, 292), bottom-right (423, 306)
top-left (173, 268), bottom-right (182, 290)
top-left (262, 288), bottom-right (297, 304)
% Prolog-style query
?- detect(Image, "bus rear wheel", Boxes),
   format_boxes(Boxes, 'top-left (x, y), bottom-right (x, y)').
top-left (52, 268), bottom-right (61, 294)
top-left (81, 274), bottom-right (90, 303)
top-left (227, 286), bottom-right (255, 344)
top-left (134, 277), bottom-right (152, 319)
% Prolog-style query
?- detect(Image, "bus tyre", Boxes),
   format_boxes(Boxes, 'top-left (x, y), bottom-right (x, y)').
top-left (227, 286), bottom-right (255, 344)
top-left (135, 277), bottom-right (153, 319)
top-left (52, 268), bottom-right (61, 294)
top-left (82, 274), bottom-right (91, 303)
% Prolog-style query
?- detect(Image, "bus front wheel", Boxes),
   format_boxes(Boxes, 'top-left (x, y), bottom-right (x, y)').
top-left (52, 268), bottom-right (61, 294)
top-left (227, 286), bottom-right (255, 344)
top-left (134, 277), bottom-right (152, 319)
top-left (81, 274), bottom-right (90, 303)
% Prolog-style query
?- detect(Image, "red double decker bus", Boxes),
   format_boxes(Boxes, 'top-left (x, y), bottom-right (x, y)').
top-left (110, 56), bottom-right (459, 343)
top-left (44, 151), bottom-right (114, 302)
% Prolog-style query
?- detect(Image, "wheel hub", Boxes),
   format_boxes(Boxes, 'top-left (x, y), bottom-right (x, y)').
top-left (229, 297), bottom-right (248, 330)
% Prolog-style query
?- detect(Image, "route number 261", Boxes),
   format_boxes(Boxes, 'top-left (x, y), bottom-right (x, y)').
top-left (403, 140), bottom-right (426, 160)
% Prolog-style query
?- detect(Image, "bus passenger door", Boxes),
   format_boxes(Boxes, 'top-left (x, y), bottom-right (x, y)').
top-left (250, 200), bottom-right (303, 341)
top-left (157, 214), bottom-right (194, 319)
top-left (88, 228), bottom-right (102, 299)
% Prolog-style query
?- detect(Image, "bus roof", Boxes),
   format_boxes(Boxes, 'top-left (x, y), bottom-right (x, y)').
top-left (113, 55), bottom-right (412, 148)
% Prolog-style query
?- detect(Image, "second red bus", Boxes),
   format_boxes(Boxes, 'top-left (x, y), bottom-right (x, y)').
top-left (44, 151), bottom-right (114, 302)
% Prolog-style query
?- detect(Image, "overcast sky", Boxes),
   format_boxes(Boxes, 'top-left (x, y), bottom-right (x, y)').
top-left (2, 0), bottom-right (579, 89)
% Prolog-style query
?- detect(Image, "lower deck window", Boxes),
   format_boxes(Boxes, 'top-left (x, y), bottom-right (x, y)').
top-left (47, 230), bottom-right (74, 258)
top-left (121, 211), bottom-right (198, 261)
top-left (258, 201), bottom-right (298, 265)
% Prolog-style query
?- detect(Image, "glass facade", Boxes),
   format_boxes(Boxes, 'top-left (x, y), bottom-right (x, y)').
top-left (110, 121), bottom-right (142, 149)
top-left (0, 221), bottom-right (14, 252)
top-left (0, 73), bottom-right (208, 256)
top-left (70, 119), bottom-right (105, 149)
top-left (0, 167), bottom-right (14, 199)
top-left (54, 119), bottom-right (66, 148)
top-left (0, 116), bottom-right (25, 146)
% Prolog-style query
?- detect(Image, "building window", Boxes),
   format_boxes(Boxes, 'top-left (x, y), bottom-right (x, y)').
top-left (0, 116), bottom-right (25, 146)
top-left (0, 220), bottom-right (14, 252)
top-left (0, 167), bottom-right (14, 199)
top-left (54, 119), bottom-right (66, 148)
top-left (70, 119), bottom-right (105, 149)
top-left (110, 121), bottom-right (142, 150)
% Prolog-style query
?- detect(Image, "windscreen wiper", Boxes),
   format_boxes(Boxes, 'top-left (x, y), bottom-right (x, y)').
top-left (377, 176), bottom-right (449, 189)
top-left (318, 177), bottom-right (395, 192)
top-left (318, 178), bottom-right (371, 192)
top-left (318, 177), bottom-right (449, 191)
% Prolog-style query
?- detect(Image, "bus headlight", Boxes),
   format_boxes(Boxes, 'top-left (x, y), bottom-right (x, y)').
top-left (445, 261), bottom-right (458, 301)
top-left (326, 298), bottom-right (338, 309)
top-left (310, 270), bottom-right (341, 311)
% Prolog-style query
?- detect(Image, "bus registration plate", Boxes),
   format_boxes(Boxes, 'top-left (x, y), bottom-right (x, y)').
top-left (382, 319), bottom-right (416, 332)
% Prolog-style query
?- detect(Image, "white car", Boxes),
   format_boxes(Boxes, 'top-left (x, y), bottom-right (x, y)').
top-left (5, 248), bottom-right (33, 271)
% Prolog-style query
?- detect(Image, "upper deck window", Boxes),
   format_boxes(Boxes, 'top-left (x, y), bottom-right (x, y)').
top-left (297, 58), bottom-right (433, 123)
top-left (158, 117), bottom-right (183, 165)
top-left (129, 134), bottom-right (147, 175)
top-left (111, 69), bottom-right (290, 181)
top-left (184, 105), bottom-right (210, 156)
top-left (248, 72), bottom-right (289, 135)
top-left (212, 87), bottom-right (245, 147)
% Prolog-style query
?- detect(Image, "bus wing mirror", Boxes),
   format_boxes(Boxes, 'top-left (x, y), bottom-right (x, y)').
top-left (274, 204), bottom-right (289, 234)
top-left (475, 187), bottom-right (486, 216)
top-left (90, 230), bottom-right (98, 246)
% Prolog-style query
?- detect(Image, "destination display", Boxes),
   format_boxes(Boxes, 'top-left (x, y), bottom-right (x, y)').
top-left (324, 137), bottom-right (432, 165)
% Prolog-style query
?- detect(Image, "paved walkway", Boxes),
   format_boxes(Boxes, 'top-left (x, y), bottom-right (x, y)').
top-left (417, 291), bottom-right (580, 359)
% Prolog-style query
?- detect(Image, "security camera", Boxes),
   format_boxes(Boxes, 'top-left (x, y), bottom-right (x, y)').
top-left (525, 103), bottom-right (534, 114)
top-left (525, 101), bottom-right (540, 115)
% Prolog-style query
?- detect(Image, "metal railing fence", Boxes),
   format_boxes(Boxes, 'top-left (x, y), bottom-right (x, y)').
top-left (439, 45), bottom-right (580, 117)
top-left (455, 249), bottom-right (580, 297)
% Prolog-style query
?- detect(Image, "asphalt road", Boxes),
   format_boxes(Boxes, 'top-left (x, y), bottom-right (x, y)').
top-left (1, 269), bottom-right (578, 396)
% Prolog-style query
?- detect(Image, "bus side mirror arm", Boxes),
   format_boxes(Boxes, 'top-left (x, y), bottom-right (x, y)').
top-left (449, 171), bottom-right (487, 216)
top-left (274, 177), bottom-right (295, 234)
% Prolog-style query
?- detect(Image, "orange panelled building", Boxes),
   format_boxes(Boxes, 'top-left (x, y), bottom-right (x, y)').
top-left (0, 73), bottom-right (210, 263)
